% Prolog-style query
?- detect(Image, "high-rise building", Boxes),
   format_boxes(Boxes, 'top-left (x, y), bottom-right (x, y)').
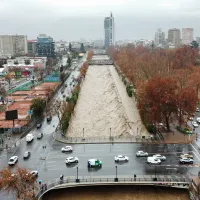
top-left (104, 12), bottom-right (115, 48)
top-left (168, 28), bottom-right (181, 47)
top-left (182, 28), bottom-right (194, 45)
top-left (154, 28), bottom-right (165, 46)
top-left (36, 34), bottom-right (55, 58)
top-left (0, 35), bottom-right (27, 56)
top-left (27, 40), bottom-right (37, 55)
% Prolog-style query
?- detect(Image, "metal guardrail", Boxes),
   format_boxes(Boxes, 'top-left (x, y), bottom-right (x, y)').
top-left (54, 132), bottom-right (160, 144)
top-left (36, 176), bottom-right (191, 199)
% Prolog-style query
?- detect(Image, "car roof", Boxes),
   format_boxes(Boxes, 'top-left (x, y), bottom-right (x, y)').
top-left (67, 157), bottom-right (73, 159)
top-left (10, 156), bottom-right (17, 159)
top-left (65, 146), bottom-right (71, 148)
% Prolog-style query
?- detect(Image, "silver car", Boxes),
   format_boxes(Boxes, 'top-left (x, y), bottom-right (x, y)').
top-left (136, 151), bottom-right (148, 157)
top-left (65, 157), bottom-right (79, 164)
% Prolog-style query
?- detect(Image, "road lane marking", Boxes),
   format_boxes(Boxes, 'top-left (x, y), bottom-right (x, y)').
top-left (194, 141), bottom-right (200, 149)
top-left (190, 143), bottom-right (200, 161)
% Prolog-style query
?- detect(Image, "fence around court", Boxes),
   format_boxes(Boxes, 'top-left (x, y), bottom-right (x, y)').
top-left (8, 81), bottom-right (43, 94)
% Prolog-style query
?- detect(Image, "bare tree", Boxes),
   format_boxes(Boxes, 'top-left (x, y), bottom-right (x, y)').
top-left (49, 100), bottom-right (67, 129)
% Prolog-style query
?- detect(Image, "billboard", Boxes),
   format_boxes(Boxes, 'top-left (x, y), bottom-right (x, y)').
top-left (5, 110), bottom-right (18, 120)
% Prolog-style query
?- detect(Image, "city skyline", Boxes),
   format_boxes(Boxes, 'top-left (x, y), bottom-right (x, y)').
top-left (0, 0), bottom-right (200, 41)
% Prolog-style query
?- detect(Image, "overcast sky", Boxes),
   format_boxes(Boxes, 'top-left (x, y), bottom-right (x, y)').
top-left (0, 0), bottom-right (200, 41)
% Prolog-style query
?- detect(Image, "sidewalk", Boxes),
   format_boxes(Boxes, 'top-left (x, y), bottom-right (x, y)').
top-left (54, 128), bottom-right (194, 145)
top-left (162, 126), bottom-right (196, 144)
top-left (54, 131), bottom-right (164, 144)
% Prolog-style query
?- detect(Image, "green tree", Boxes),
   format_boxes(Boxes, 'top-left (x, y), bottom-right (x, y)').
top-left (24, 59), bottom-right (31, 65)
top-left (67, 57), bottom-right (71, 66)
top-left (30, 98), bottom-right (45, 117)
top-left (80, 43), bottom-right (86, 53)
top-left (59, 72), bottom-right (65, 82)
top-left (61, 111), bottom-right (71, 133)
top-left (190, 40), bottom-right (199, 49)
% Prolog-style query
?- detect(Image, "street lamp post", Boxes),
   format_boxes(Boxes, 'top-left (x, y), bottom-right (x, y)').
top-left (76, 167), bottom-right (80, 183)
top-left (110, 128), bottom-right (111, 140)
top-left (115, 166), bottom-right (118, 182)
top-left (83, 128), bottom-right (84, 138)
top-left (153, 166), bottom-right (157, 181)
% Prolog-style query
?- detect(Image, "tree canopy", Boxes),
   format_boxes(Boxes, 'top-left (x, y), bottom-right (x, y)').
top-left (0, 167), bottom-right (37, 200)
top-left (30, 98), bottom-right (46, 117)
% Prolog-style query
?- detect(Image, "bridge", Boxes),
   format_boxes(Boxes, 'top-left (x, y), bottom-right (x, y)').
top-left (89, 60), bottom-right (114, 65)
top-left (93, 50), bottom-right (107, 55)
top-left (36, 175), bottom-right (191, 199)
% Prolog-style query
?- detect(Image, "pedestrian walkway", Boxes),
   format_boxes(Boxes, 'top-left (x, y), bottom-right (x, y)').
top-left (54, 131), bottom-right (167, 144)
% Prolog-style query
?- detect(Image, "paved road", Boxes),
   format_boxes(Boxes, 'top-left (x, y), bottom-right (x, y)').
top-left (1, 138), bottom-right (200, 181)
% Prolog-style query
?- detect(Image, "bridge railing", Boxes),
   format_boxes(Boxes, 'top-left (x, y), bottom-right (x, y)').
top-left (36, 176), bottom-right (191, 199)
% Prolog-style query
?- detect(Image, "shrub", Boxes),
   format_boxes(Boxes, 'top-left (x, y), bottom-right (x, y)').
top-left (126, 85), bottom-right (133, 97)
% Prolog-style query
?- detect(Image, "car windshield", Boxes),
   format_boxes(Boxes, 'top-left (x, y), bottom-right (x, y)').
top-left (9, 159), bottom-right (14, 161)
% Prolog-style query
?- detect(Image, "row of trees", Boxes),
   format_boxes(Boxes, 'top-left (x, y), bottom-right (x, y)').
top-left (108, 45), bottom-right (200, 131)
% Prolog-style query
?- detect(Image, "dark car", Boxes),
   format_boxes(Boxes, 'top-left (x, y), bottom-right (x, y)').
top-left (23, 151), bottom-right (31, 159)
top-left (47, 116), bottom-right (52, 122)
top-left (37, 133), bottom-right (43, 139)
top-left (36, 123), bottom-right (42, 129)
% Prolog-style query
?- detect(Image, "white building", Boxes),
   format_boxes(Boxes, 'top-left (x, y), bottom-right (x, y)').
top-left (182, 28), bottom-right (194, 45)
top-left (93, 39), bottom-right (104, 48)
top-left (104, 12), bottom-right (115, 48)
top-left (0, 35), bottom-right (28, 57)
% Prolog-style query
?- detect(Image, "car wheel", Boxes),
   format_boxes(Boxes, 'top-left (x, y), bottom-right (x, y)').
top-left (190, 162), bottom-right (193, 164)
top-left (136, 155), bottom-right (139, 157)
top-left (117, 159), bottom-right (119, 162)
top-left (76, 160), bottom-right (78, 163)
top-left (182, 162), bottom-right (184, 164)
top-left (125, 159), bottom-right (128, 162)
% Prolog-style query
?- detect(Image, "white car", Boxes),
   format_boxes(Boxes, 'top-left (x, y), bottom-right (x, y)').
top-left (61, 146), bottom-right (73, 152)
top-left (180, 158), bottom-right (193, 164)
top-left (8, 156), bottom-right (18, 165)
top-left (26, 170), bottom-right (38, 178)
top-left (196, 108), bottom-right (200, 112)
top-left (147, 157), bottom-right (161, 164)
top-left (153, 154), bottom-right (166, 161)
top-left (136, 151), bottom-right (148, 157)
top-left (197, 117), bottom-right (200, 123)
top-left (192, 121), bottom-right (198, 128)
top-left (65, 157), bottom-right (79, 164)
top-left (30, 170), bottom-right (38, 177)
top-left (114, 155), bottom-right (129, 162)
top-left (180, 154), bottom-right (193, 159)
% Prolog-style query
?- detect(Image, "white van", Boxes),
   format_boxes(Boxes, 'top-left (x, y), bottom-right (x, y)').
top-left (147, 157), bottom-right (161, 164)
top-left (26, 134), bottom-right (34, 143)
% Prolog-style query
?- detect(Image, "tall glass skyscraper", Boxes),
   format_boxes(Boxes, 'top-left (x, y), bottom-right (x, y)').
top-left (36, 34), bottom-right (55, 58)
top-left (104, 13), bottom-right (115, 49)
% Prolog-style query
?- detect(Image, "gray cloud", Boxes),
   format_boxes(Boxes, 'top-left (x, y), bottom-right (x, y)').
top-left (0, 0), bottom-right (199, 41)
